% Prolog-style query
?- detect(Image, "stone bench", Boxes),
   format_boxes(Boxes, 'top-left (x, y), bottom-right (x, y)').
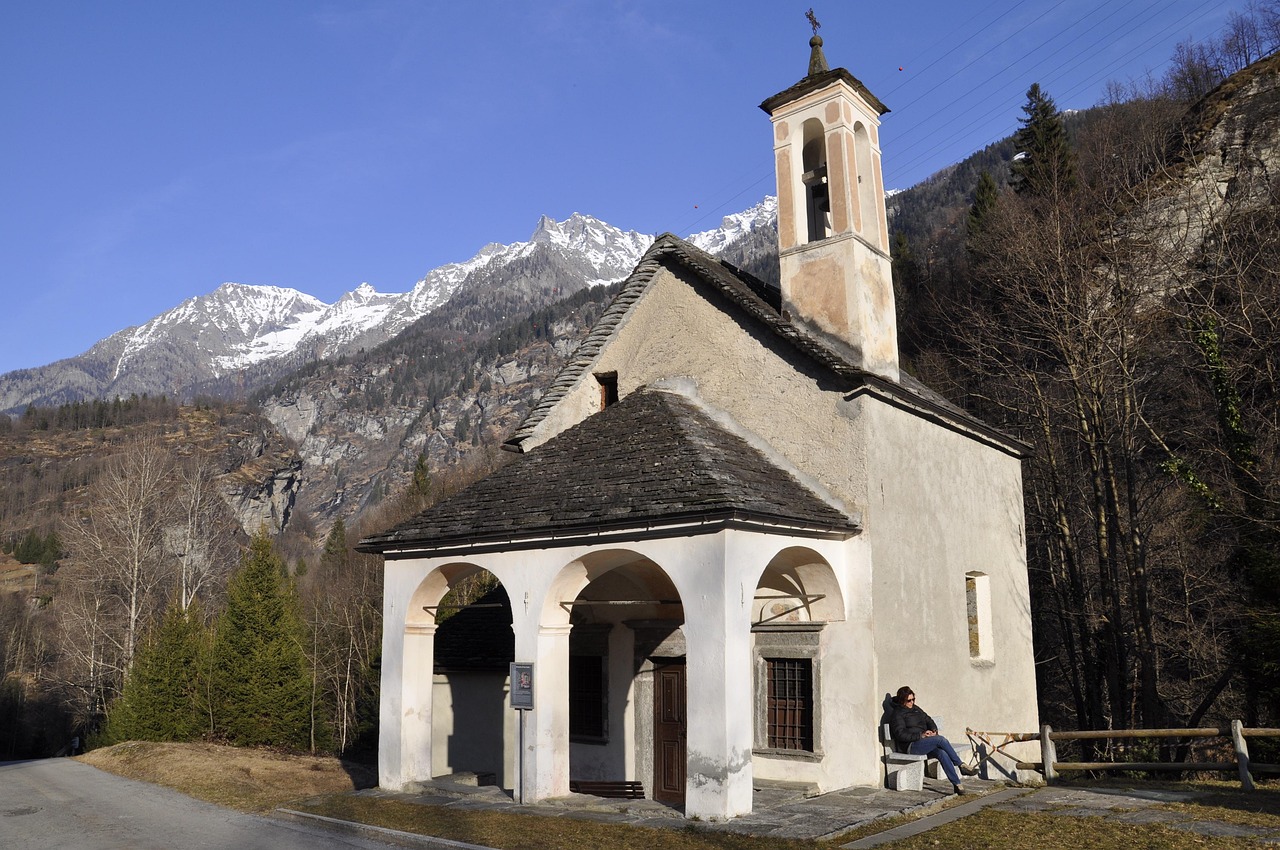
top-left (881, 716), bottom-right (972, 791)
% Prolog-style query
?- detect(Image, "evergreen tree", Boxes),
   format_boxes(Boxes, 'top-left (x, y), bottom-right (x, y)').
top-left (320, 519), bottom-right (348, 575)
top-left (212, 531), bottom-right (320, 750)
top-left (101, 604), bottom-right (208, 744)
top-left (1010, 83), bottom-right (1075, 198)
top-left (966, 171), bottom-right (1000, 245)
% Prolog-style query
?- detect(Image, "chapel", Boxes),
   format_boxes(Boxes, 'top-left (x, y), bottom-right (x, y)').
top-left (359, 32), bottom-right (1039, 820)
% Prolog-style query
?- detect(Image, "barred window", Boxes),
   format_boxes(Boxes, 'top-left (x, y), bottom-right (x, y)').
top-left (569, 655), bottom-right (606, 741)
top-left (765, 657), bottom-right (813, 751)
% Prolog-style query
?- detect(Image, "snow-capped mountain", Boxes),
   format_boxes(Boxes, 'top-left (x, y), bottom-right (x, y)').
top-left (687, 196), bottom-right (778, 254)
top-left (0, 201), bottom-right (777, 414)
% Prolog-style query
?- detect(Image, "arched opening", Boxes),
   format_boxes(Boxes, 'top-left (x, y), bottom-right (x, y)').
top-left (801, 118), bottom-right (831, 243)
top-left (543, 550), bottom-right (685, 806)
top-left (752, 547), bottom-right (844, 757)
top-left (752, 546), bottom-right (845, 625)
top-left (409, 564), bottom-right (515, 789)
top-left (853, 122), bottom-right (879, 248)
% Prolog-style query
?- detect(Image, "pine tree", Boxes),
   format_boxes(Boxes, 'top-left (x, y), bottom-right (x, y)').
top-left (101, 603), bottom-right (208, 744)
top-left (212, 531), bottom-right (320, 750)
top-left (320, 519), bottom-right (348, 575)
top-left (966, 170), bottom-right (1000, 244)
top-left (1010, 83), bottom-right (1075, 198)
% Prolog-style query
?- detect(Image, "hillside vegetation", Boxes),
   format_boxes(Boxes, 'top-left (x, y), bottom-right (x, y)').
top-left (2, 8), bottom-right (1278, 770)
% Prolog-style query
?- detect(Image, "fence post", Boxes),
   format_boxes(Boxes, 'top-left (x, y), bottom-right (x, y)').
top-left (1231, 719), bottom-right (1255, 792)
top-left (1040, 724), bottom-right (1057, 784)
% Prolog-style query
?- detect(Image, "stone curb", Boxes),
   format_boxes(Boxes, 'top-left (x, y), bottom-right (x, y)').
top-left (840, 787), bottom-right (1032, 849)
top-left (274, 808), bottom-right (499, 850)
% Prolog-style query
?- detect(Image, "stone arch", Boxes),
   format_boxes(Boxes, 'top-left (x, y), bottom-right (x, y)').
top-left (538, 548), bottom-right (686, 802)
top-left (406, 561), bottom-right (496, 627)
top-left (752, 545), bottom-right (845, 625)
top-left (404, 561), bottom-right (515, 789)
top-left (539, 548), bottom-right (682, 630)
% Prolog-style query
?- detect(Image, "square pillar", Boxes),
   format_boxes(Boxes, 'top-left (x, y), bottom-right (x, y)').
top-left (516, 624), bottom-right (571, 802)
top-left (681, 562), bottom-right (755, 819)
top-left (380, 622), bottom-right (435, 789)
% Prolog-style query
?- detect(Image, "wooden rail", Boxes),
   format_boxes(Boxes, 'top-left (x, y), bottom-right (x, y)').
top-left (1008, 721), bottom-right (1280, 791)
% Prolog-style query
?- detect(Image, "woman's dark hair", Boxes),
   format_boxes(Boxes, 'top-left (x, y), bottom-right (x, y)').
top-left (893, 686), bottom-right (915, 706)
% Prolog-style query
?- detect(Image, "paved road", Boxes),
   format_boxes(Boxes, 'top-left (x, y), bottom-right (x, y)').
top-left (0, 758), bottom-right (409, 850)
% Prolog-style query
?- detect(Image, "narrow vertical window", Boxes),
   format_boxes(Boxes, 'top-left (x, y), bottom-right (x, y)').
top-left (569, 655), bottom-right (607, 740)
top-left (765, 657), bottom-right (813, 751)
top-left (596, 373), bottom-right (618, 409)
top-left (966, 572), bottom-right (993, 661)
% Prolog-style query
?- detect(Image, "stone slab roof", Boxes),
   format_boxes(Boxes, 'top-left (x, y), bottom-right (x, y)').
top-left (358, 388), bottom-right (858, 555)
top-left (759, 67), bottom-right (890, 116)
top-left (504, 233), bottom-right (1029, 458)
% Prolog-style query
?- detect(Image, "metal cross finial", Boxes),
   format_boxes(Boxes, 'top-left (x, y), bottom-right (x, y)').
top-left (806, 8), bottom-right (821, 35)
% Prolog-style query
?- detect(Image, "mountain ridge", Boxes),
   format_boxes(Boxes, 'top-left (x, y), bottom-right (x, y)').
top-left (0, 200), bottom-right (776, 415)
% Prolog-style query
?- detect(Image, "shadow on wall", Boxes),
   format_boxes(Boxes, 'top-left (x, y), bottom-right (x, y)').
top-left (445, 672), bottom-right (509, 788)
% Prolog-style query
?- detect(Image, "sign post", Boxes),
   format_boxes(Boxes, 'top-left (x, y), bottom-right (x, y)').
top-left (510, 663), bottom-right (534, 804)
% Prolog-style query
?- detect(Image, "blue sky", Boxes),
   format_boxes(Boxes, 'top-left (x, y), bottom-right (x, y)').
top-left (1, 0), bottom-right (1233, 375)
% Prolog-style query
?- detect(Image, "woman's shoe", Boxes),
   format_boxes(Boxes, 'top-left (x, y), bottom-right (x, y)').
top-left (960, 764), bottom-right (979, 776)
top-left (952, 784), bottom-right (967, 795)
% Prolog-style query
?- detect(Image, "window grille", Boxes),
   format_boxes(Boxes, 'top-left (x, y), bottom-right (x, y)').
top-left (766, 657), bottom-right (813, 751)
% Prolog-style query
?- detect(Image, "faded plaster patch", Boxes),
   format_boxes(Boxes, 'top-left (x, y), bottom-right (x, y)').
top-left (687, 745), bottom-right (753, 787)
top-left (647, 381), bottom-right (853, 518)
top-left (776, 149), bottom-right (796, 249)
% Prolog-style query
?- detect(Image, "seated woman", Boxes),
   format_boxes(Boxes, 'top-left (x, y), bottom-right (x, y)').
top-left (889, 685), bottom-right (976, 795)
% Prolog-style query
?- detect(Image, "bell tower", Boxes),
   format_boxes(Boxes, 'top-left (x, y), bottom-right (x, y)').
top-left (760, 31), bottom-right (898, 382)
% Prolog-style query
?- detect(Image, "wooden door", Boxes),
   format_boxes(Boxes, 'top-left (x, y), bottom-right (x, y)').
top-left (653, 660), bottom-right (687, 805)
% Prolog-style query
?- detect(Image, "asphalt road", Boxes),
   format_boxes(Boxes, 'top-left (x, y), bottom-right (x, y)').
top-left (0, 758), bottom-right (416, 850)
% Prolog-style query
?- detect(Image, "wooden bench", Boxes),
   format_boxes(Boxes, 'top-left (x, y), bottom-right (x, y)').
top-left (569, 779), bottom-right (646, 799)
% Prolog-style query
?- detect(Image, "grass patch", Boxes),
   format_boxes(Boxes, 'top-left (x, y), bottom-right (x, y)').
top-left (884, 808), bottom-right (1278, 849)
top-left (81, 741), bottom-right (375, 813)
top-left (82, 743), bottom-right (1280, 849)
top-left (294, 795), bottom-right (822, 850)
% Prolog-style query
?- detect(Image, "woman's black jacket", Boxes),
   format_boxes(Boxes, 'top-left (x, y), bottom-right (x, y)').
top-left (890, 704), bottom-right (937, 750)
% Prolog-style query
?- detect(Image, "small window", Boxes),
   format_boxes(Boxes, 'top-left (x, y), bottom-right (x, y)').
top-left (569, 655), bottom-right (607, 741)
top-left (765, 657), bottom-right (813, 751)
top-left (595, 373), bottom-right (618, 409)
top-left (966, 572), bottom-right (993, 661)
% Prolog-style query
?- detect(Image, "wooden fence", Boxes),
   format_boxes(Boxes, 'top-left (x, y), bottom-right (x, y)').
top-left (991, 722), bottom-right (1280, 790)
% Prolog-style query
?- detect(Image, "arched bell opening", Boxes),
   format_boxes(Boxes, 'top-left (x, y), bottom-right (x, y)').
top-left (801, 117), bottom-right (831, 243)
top-left (853, 122), bottom-right (880, 249)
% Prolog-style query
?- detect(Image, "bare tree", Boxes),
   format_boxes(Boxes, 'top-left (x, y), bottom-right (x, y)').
top-left (61, 436), bottom-right (175, 680)
top-left (168, 456), bottom-right (238, 611)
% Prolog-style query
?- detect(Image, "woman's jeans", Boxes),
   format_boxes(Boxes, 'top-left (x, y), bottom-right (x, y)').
top-left (908, 735), bottom-right (964, 785)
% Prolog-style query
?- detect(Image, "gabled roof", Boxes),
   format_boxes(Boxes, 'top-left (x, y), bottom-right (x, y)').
top-left (504, 233), bottom-right (1029, 458)
top-left (358, 388), bottom-right (859, 557)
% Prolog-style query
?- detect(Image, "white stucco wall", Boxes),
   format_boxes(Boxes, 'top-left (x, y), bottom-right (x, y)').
top-left (861, 399), bottom-right (1039, 757)
top-left (431, 671), bottom-right (517, 789)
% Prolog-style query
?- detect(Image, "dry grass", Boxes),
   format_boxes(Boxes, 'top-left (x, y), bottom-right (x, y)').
top-left (83, 743), bottom-right (1280, 849)
top-left (885, 807), bottom-right (1279, 850)
top-left (80, 741), bottom-right (375, 813)
top-left (294, 795), bottom-right (821, 850)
